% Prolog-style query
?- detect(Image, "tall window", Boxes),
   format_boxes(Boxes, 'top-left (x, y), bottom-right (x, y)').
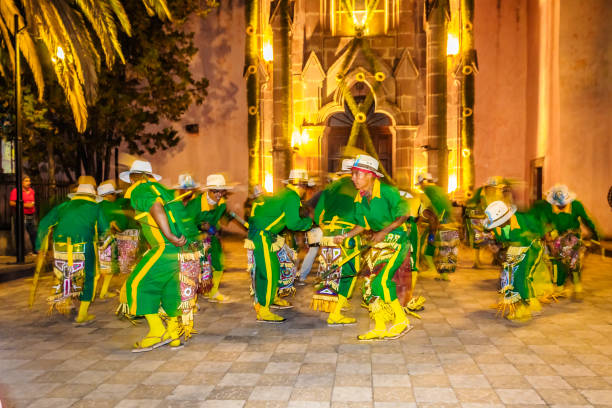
top-left (331, 0), bottom-right (389, 36)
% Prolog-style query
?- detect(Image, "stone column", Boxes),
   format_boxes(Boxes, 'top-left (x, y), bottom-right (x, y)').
top-left (426, 1), bottom-right (449, 191)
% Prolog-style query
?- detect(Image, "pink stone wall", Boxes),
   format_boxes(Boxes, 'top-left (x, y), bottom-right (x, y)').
top-left (143, 3), bottom-right (249, 231)
top-left (474, 0), bottom-right (529, 204)
top-left (553, 0), bottom-right (611, 236)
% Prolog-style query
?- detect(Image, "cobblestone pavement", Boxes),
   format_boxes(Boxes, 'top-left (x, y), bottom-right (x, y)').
top-left (1, 237), bottom-right (612, 408)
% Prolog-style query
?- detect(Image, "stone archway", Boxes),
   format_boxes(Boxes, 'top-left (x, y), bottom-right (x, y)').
top-left (323, 82), bottom-right (393, 175)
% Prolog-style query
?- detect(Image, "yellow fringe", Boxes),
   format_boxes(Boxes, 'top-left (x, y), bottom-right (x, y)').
top-left (244, 239), bottom-right (255, 249)
top-left (369, 298), bottom-right (394, 323)
top-left (271, 236), bottom-right (285, 252)
top-left (310, 295), bottom-right (338, 312)
top-left (278, 286), bottom-right (296, 298)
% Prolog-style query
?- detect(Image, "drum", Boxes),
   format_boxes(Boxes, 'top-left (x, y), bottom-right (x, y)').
top-left (434, 227), bottom-right (460, 273)
top-left (199, 237), bottom-right (213, 294)
top-left (50, 242), bottom-right (87, 315)
top-left (499, 246), bottom-right (528, 305)
top-left (116, 229), bottom-right (140, 274)
top-left (178, 247), bottom-right (202, 332)
top-left (310, 243), bottom-right (342, 312)
top-left (98, 241), bottom-right (113, 274)
top-left (277, 244), bottom-right (297, 297)
top-left (549, 232), bottom-right (582, 271)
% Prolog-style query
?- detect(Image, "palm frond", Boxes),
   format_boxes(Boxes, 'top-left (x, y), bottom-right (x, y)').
top-left (74, 0), bottom-right (125, 65)
top-left (107, 0), bottom-right (132, 36)
top-left (141, 0), bottom-right (173, 21)
top-left (0, 1), bottom-right (45, 99)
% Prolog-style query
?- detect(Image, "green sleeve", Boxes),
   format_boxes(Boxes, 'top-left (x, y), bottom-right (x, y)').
top-left (573, 201), bottom-right (598, 236)
top-left (354, 200), bottom-right (367, 228)
top-left (210, 201), bottom-right (227, 227)
top-left (389, 187), bottom-right (409, 220)
top-left (130, 185), bottom-right (159, 213)
top-left (284, 193), bottom-right (313, 231)
top-left (314, 190), bottom-right (326, 225)
top-left (35, 203), bottom-right (61, 250)
top-left (530, 200), bottom-right (553, 234)
top-left (97, 205), bottom-right (111, 237)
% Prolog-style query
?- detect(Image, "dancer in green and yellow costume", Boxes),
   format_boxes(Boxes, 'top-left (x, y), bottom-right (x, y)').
top-left (96, 180), bottom-right (131, 299)
top-left (464, 177), bottom-right (512, 268)
top-left (197, 174), bottom-right (235, 302)
top-left (534, 184), bottom-right (598, 298)
top-left (121, 160), bottom-right (190, 352)
top-left (334, 155), bottom-right (411, 341)
top-left (35, 176), bottom-right (109, 324)
top-left (247, 169), bottom-right (313, 323)
top-left (417, 173), bottom-right (457, 281)
top-left (313, 158), bottom-right (360, 325)
top-left (484, 201), bottom-right (547, 321)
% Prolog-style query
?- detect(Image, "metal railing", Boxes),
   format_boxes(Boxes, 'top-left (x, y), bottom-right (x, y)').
top-left (0, 178), bottom-right (71, 229)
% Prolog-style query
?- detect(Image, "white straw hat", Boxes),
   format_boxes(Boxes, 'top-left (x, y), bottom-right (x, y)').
top-left (68, 183), bottom-right (103, 202)
top-left (97, 180), bottom-right (122, 196)
top-left (338, 158), bottom-right (355, 174)
top-left (546, 184), bottom-right (576, 207)
top-left (417, 173), bottom-right (435, 185)
top-left (283, 169), bottom-right (309, 185)
top-left (484, 200), bottom-right (517, 229)
top-left (119, 160), bottom-right (161, 183)
top-left (203, 174), bottom-right (234, 190)
top-left (173, 174), bottom-right (200, 190)
top-left (352, 155), bottom-right (383, 177)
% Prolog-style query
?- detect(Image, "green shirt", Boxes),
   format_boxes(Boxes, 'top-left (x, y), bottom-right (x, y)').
top-left (248, 185), bottom-right (312, 236)
top-left (99, 198), bottom-right (131, 232)
top-left (195, 192), bottom-right (227, 228)
top-left (36, 195), bottom-right (109, 250)
top-left (314, 175), bottom-right (358, 225)
top-left (354, 179), bottom-right (409, 234)
top-left (125, 180), bottom-right (190, 247)
top-left (534, 199), bottom-right (597, 236)
top-left (492, 211), bottom-right (543, 247)
top-left (176, 193), bottom-right (204, 241)
top-left (422, 184), bottom-right (453, 223)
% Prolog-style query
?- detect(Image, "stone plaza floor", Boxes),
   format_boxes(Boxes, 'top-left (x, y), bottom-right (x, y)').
top-left (1, 237), bottom-right (612, 408)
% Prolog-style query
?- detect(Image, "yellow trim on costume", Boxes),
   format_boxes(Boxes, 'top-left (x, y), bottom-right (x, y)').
top-left (354, 193), bottom-right (362, 203)
top-left (553, 203), bottom-right (572, 214)
top-left (286, 184), bottom-right (300, 195)
top-left (129, 243), bottom-right (166, 315)
top-left (71, 195), bottom-right (97, 203)
top-left (168, 211), bottom-right (176, 224)
top-left (319, 209), bottom-right (325, 225)
top-left (372, 179), bottom-right (381, 198)
top-left (124, 179), bottom-right (147, 199)
top-left (363, 216), bottom-right (371, 230)
top-left (260, 231), bottom-right (273, 306)
top-left (265, 212), bottom-right (285, 231)
top-left (381, 247), bottom-right (401, 302)
top-left (510, 214), bottom-right (520, 231)
top-left (201, 193), bottom-right (212, 212)
top-left (251, 201), bottom-right (263, 217)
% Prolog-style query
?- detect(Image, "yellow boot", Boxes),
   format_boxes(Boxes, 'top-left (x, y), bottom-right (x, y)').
top-left (271, 296), bottom-right (293, 309)
top-left (74, 301), bottom-right (96, 325)
top-left (256, 305), bottom-right (286, 323)
top-left (164, 317), bottom-right (183, 348)
top-left (385, 299), bottom-right (411, 339)
top-left (207, 270), bottom-right (229, 302)
top-left (424, 255), bottom-right (437, 276)
top-left (132, 314), bottom-right (171, 352)
top-left (358, 311), bottom-right (387, 341)
top-left (573, 272), bottom-right (583, 299)
top-left (473, 248), bottom-right (482, 269)
top-left (506, 302), bottom-right (532, 322)
top-left (327, 295), bottom-right (356, 326)
top-left (437, 272), bottom-right (450, 281)
top-left (529, 298), bottom-right (542, 315)
top-left (98, 274), bottom-right (117, 299)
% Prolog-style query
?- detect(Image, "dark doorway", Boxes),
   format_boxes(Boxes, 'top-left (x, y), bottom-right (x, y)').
top-left (530, 157), bottom-right (544, 203)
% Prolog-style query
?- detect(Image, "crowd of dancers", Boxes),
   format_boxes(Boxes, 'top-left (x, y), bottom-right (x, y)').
top-left (30, 154), bottom-right (600, 351)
